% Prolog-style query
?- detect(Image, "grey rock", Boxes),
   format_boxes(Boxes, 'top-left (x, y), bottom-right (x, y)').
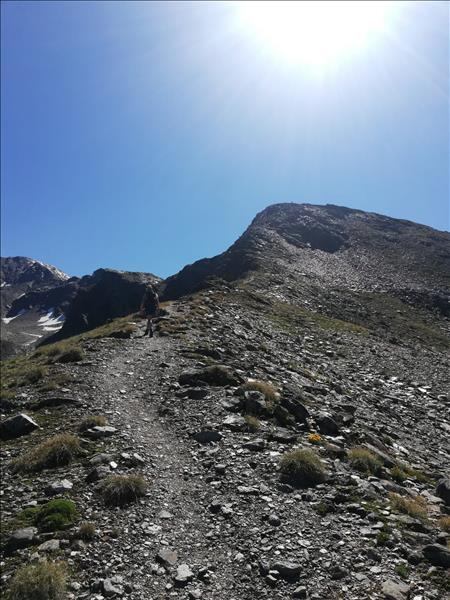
top-left (45, 479), bottom-right (73, 495)
top-left (7, 527), bottom-right (38, 552)
top-left (38, 539), bottom-right (60, 552)
top-left (281, 397), bottom-right (309, 422)
top-left (192, 430), bottom-right (222, 444)
top-left (269, 428), bottom-right (298, 444)
top-left (174, 563), bottom-right (194, 587)
top-left (271, 561), bottom-right (302, 581)
top-left (362, 443), bottom-right (395, 467)
top-left (422, 543), bottom-right (450, 568)
top-left (268, 514), bottom-right (281, 526)
top-left (84, 425), bottom-right (117, 439)
top-left (381, 579), bottom-right (410, 600)
top-left (293, 586), bottom-right (308, 599)
top-left (103, 576), bottom-right (124, 597)
top-left (316, 413), bottom-right (340, 436)
top-left (156, 548), bottom-right (178, 566)
top-left (179, 366), bottom-right (242, 387)
top-left (243, 391), bottom-right (268, 416)
top-left (436, 477), bottom-right (450, 506)
top-left (223, 415), bottom-right (246, 431)
top-left (86, 465), bottom-right (110, 483)
top-left (243, 438), bottom-right (266, 451)
top-left (0, 413), bottom-right (39, 440)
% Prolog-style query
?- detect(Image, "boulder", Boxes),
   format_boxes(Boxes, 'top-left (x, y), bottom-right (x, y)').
top-left (45, 479), bottom-right (73, 495)
top-left (281, 397), bottom-right (309, 422)
top-left (179, 365), bottom-right (242, 387)
top-left (381, 579), bottom-right (410, 600)
top-left (192, 430), bottom-right (223, 444)
top-left (271, 561), bottom-right (302, 581)
top-left (156, 548), bottom-right (178, 567)
top-left (436, 477), bottom-right (450, 506)
top-left (316, 413), bottom-right (340, 436)
top-left (243, 391), bottom-right (268, 416)
top-left (7, 527), bottom-right (38, 552)
top-left (174, 564), bottom-right (194, 587)
top-left (422, 544), bottom-right (450, 568)
top-left (0, 413), bottom-right (39, 440)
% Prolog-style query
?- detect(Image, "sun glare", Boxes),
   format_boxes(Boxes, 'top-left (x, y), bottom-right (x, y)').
top-left (237, 1), bottom-right (394, 67)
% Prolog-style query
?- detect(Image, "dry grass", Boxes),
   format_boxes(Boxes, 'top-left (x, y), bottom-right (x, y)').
top-left (78, 415), bottom-right (107, 432)
top-left (12, 433), bottom-right (82, 472)
top-left (100, 474), bottom-right (147, 506)
top-left (389, 493), bottom-right (428, 520)
top-left (348, 447), bottom-right (383, 476)
top-left (77, 521), bottom-right (96, 541)
top-left (242, 380), bottom-right (279, 409)
top-left (280, 448), bottom-right (326, 487)
top-left (438, 516), bottom-right (450, 532)
top-left (7, 561), bottom-right (67, 600)
top-left (244, 415), bottom-right (261, 432)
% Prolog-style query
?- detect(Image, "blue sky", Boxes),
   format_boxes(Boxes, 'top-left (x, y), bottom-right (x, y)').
top-left (1, 1), bottom-right (449, 278)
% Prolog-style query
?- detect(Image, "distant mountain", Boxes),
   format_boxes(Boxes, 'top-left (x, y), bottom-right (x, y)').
top-left (1, 257), bottom-right (160, 358)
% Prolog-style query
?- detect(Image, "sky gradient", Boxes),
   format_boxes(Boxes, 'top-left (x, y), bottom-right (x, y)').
top-left (1, 1), bottom-right (449, 278)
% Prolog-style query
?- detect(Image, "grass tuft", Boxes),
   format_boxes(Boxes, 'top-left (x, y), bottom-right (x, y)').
top-left (7, 561), bottom-right (67, 600)
top-left (12, 433), bottom-right (82, 472)
top-left (389, 493), bottom-right (428, 520)
top-left (280, 448), bottom-right (326, 487)
top-left (244, 414), bottom-right (261, 432)
top-left (76, 521), bottom-right (96, 541)
top-left (348, 447), bottom-right (383, 476)
top-left (100, 474), bottom-right (147, 506)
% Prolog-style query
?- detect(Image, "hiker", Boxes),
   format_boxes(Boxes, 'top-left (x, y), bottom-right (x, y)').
top-left (140, 285), bottom-right (159, 338)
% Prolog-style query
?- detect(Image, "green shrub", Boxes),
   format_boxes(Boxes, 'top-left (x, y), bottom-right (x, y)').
top-left (348, 447), bottom-right (383, 476)
top-left (76, 521), bottom-right (96, 541)
top-left (7, 561), bottom-right (67, 600)
top-left (13, 433), bottom-right (82, 472)
top-left (389, 493), bottom-right (428, 520)
top-left (390, 466), bottom-right (408, 483)
top-left (78, 415), bottom-right (107, 432)
top-left (280, 449), bottom-right (326, 487)
top-left (395, 563), bottom-right (410, 579)
top-left (100, 474), bottom-right (147, 506)
top-left (35, 499), bottom-right (77, 532)
top-left (376, 529), bottom-right (391, 546)
top-left (244, 415), bottom-right (261, 432)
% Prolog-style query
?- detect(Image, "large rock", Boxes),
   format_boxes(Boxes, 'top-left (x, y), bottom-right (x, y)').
top-left (381, 579), bottom-right (410, 600)
top-left (243, 391), bottom-right (268, 416)
top-left (422, 544), bottom-right (450, 568)
top-left (156, 548), bottom-right (178, 567)
top-left (316, 413), bottom-right (340, 436)
top-left (436, 477), bottom-right (450, 506)
top-left (280, 397), bottom-right (309, 423)
top-left (271, 561), bottom-right (302, 581)
top-left (0, 413), bottom-right (39, 440)
top-left (192, 430), bottom-right (223, 444)
top-left (174, 564), bottom-right (194, 587)
top-left (6, 527), bottom-right (38, 552)
top-left (179, 365), bottom-right (242, 387)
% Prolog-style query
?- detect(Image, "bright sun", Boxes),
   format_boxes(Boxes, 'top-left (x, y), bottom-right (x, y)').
top-left (237, 1), bottom-right (394, 67)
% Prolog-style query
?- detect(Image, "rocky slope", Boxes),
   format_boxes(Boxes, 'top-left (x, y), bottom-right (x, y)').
top-left (0, 203), bottom-right (449, 600)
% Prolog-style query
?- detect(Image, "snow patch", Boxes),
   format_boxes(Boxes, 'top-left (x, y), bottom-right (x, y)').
top-left (2, 309), bottom-right (27, 324)
top-left (37, 309), bottom-right (65, 331)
